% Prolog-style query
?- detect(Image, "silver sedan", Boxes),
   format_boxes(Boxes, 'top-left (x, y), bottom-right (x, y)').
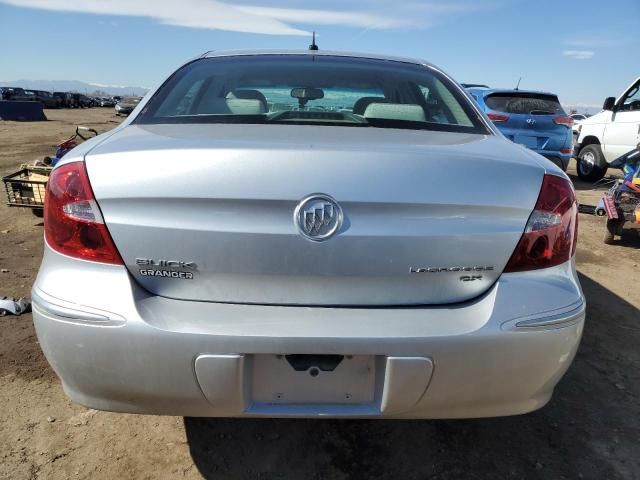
top-left (32, 50), bottom-right (584, 418)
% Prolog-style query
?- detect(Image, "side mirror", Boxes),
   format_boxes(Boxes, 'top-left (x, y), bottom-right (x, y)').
top-left (602, 96), bottom-right (616, 111)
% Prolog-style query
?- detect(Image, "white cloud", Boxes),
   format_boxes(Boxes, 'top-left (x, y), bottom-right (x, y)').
top-left (562, 50), bottom-right (594, 60)
top-left (0, 0), bottom-right (415, 35)
top-left (565, 36), bottom-right (633, 49)
top-left (235, 5), bottom-right (410, 29)
top-left (89, 82), bottom-right (130, 89)
top-left (403, 1), bottom-right (491, 14)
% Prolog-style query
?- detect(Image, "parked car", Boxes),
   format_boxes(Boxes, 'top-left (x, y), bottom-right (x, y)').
top-left (71, 93), bottom-right (92, 108)
top-left (467, 87), bottom-right (574, 171)
top-left (574, 76), bottom-right (640, 181)
top-left (114, 96), bottom-right (141, 115)
top-left (70, 93), bottom-right (82, 108)
top-left (33, 51), bottom-right (584, 419)
top-left (100, 97), bottom-right (116, 107)
top-left (33, 90), bottom-right (62, 108)
top-left (0, 87), bottom-right (35, 102)
top-left (53, 91), bottom-right (73, 108)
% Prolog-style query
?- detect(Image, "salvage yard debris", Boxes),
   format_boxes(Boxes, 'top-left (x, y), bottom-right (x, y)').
top-left (596, 144), bottom-right (640, 244)
top-left (2, 126), bottom-right (98, 217)
top-left (0, 296), bottom-right (31, 316)
top-left (3, 165), bottom-right (49, 208)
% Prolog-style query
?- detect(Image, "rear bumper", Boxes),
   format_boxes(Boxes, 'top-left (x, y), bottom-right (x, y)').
top-left (32, 248), bottom-right (585, 419)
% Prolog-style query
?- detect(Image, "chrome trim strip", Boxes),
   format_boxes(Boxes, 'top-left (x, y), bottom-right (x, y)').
top-left (501, 298), bottom-right (586, 331)
top-left (31, 287), bottom-right (125, 325)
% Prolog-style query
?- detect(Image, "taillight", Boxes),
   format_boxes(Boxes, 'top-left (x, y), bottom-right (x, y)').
top-left (553, 116), bottom-right (574, 128)
top-left (44, 162), bottom-right (123, 265)
top-left (487, 113), bottom-right (509, 122)
top-left (504, 174), bottom-right (577, 273)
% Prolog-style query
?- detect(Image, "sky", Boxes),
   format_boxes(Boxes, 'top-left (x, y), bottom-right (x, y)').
top-left (0, 0), bottom-right (638, 110)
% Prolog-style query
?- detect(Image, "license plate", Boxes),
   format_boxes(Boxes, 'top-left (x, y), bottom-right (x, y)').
top-left (514, 135), bottom-right (538, 149)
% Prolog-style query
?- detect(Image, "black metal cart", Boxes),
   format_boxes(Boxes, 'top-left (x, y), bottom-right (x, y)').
top-left (2, 126), bottom-right (98, 217)
top-left (2, 165), bottom-right (51, 217)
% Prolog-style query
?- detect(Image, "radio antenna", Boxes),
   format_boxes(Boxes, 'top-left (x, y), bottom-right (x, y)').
top-left (309, 32), bottom-right (319, 51)
top-left (515, 76), bottom-right (522, 90)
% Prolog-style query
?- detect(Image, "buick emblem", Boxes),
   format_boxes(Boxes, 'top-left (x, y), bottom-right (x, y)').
top-left (294, 194), bottom-right (343, 241)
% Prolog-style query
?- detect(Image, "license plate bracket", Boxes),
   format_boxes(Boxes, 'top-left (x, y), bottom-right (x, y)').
top-left (251, 354), bottom-right (376, 405)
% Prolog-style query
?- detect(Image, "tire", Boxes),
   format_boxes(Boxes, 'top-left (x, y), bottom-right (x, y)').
top-left (603, 218), bottom-right (621, 244)
top-left (560, 158), bottom-right (569, 172)
top-left (577, 144), bottom-right (607, 182)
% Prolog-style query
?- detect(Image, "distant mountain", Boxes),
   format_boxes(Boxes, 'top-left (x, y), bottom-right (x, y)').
top-left (562, 104), bottom-right (603, 116)
top-left (0, 79), bottom-right (148, 97)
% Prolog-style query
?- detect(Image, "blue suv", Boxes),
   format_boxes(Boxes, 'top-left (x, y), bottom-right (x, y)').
top-left (465, 86), bottom-right (573, 171)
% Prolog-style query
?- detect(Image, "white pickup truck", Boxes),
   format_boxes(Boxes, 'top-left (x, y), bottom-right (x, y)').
top-left (574, 77), bottom-right (640, 181)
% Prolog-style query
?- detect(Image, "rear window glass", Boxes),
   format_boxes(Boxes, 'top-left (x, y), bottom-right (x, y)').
top-left (485, 92), bottom-right (564, 115)
top-left (135, 55), bottom-right (489, 134)
top-left (121, 96), bottom-right (142, 104)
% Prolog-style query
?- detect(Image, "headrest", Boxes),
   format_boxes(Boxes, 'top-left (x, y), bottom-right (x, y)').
top-left (196, 98), bottom-right (266, 115)
top-left (352, 96), bottom-right (389, 115)
top-left (363, 103), bottom-right (426, 122)
top-left (225, 98), bottom-right (266, 115)
top-left (227, 89), bottom-right (268, 111)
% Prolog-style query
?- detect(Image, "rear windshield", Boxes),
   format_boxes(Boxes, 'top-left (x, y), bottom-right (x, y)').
top-left (135, 55), bottom-right (489, 134)
top-left (485, 92), bottom-right (564, 115)
top-left (121, 97), bottom-right (142, 104)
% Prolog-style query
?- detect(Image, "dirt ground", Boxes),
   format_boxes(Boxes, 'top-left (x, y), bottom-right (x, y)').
top-left (0, 109), bottom-right (638, 480)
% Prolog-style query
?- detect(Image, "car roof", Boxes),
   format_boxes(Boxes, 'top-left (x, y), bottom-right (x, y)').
top-left (467, 88), bottom-right (559, 97)
top-left (200, 49), bottom-right (435, 68)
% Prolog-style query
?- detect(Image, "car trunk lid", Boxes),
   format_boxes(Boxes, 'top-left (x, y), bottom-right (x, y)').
top-left (85, 124), bottom-right (544, 306)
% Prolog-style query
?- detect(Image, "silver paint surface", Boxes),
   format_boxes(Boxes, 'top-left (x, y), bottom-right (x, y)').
top-left (33, 51), bottom-right (583, 418)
